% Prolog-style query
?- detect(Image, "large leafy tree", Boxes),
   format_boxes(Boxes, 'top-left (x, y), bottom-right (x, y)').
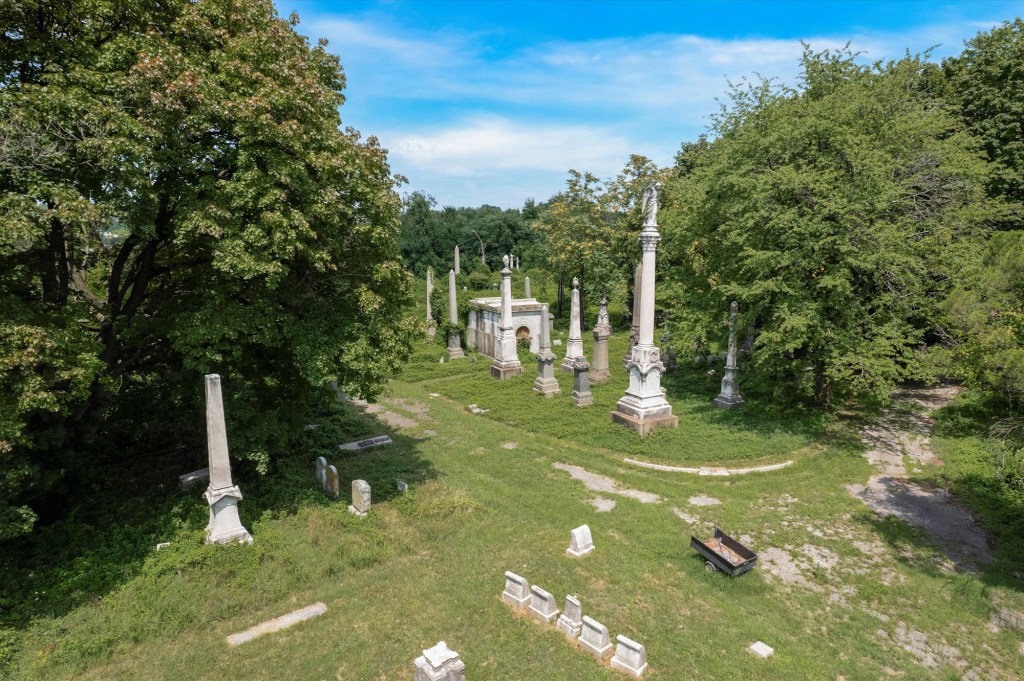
top-left (0, 0), bottom-right (413, 538)
top-left (662, 47), bottom-right (998, 408)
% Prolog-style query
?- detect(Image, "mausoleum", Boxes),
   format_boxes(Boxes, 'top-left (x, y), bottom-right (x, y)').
top-left (466, 296), bottom-right (545, 356)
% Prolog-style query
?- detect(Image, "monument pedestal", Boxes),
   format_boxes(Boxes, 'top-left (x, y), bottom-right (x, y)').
top-left (447, 330), bottom-right (465, 359)
top-left (203, 485), bottom-right (253, 544)
top-left (533, 351), bottom-right (560, 397)
top-left (490, 361), bottom-right (523, 380)
top-left (610, 409), bottom-right (679, 437)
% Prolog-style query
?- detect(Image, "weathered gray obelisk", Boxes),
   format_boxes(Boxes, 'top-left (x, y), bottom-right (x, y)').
top-left (447, 269), bottom-right (465, 359)
top-left (454, 245), bottom-right (460, 275)
top-left (612, 183), bottom-right (678, 436)
top-left (490, 255), bottom-right (523, 379)
top-left (624, 262), bottom-right (642, 367)
top-left (202, 374), bottom-right (253, 544)
top-left (524, 276), bottom-right (531, 298)
top-left (591, 295), bottom-right (612, 382)
top-left (533, 303), bottom-right (560, 397)
top-left (561, 277), bottom-right (585, 372)
top-left (426, 268), bottom-right (436, 337)
top-left (714, 301), bottom-right (745, 408)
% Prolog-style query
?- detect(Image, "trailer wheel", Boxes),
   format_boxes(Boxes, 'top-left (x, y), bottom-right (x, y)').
top-left (705, 561), bottom-right (718, 573)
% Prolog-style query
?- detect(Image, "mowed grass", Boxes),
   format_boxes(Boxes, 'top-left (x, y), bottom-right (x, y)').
top-left (4, 342), bottom-right (1024, 680)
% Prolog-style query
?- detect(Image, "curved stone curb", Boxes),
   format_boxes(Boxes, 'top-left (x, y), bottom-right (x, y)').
top-left (622, 458), bottom-right (794, 476)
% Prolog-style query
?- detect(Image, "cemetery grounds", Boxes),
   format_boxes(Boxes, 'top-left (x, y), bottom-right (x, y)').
top-left (2, 322), bottom-right (1023, 679)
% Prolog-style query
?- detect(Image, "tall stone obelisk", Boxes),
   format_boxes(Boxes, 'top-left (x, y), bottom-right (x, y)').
top-left (202, 374), bottom-right (253, 544)
top-left (533, 303), bottom-right (560, 397)
top-left (490, 255), bottom-right (523, 379)
top-left (561, 277), bottom-right (585, 372)
top-left (624, 262), bottom-right (642, 367)
top-left (447, 269), bottom-right (465, 359)
top-left (426, 268), bottom-right (436, 337)
top-left (454, 245), bottom-right (460, 275)
top-left (612, 183), bottom-right (678, 436)
top-left (713, 301), bottom-right (744, 408)
top-left (591, 295), bottom-right (612, 382)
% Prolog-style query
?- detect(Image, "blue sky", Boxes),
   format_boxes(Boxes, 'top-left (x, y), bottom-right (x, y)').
top-left (276, 1), bottom-right (1024, 208)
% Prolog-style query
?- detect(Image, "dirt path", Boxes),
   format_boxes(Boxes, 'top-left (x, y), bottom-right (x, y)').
top-left (846, 385), bottom-right (992, 570)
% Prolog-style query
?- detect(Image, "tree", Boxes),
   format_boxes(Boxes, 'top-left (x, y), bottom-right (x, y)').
top-left (0, 0), bottom-right (413, 539)
top-left (662, 46), bottom-right (998, 408)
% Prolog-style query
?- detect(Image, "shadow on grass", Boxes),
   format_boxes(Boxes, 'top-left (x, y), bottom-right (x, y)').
top-left (0, 395), bottom-right (438, 629)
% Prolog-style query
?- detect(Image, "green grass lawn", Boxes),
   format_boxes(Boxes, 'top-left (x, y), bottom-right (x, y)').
top-left (3, 337), bottom-right (1023, 680)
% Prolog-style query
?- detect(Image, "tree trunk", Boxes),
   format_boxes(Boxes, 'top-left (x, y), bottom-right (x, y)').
top-left (557, 280), bottom-right (564, 318)
top-left (814, 362), bottom-right (833, 409)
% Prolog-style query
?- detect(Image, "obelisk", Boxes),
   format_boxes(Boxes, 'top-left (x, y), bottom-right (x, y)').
top-left (490, 255), bottom-right (523, 379)
top-left (454, 245), bottom-right (460, 275)
top-left (624, 262), bottom-right (642, 367)
top-left (561, 277), bottom-right (585, 372)
top-left (447, 269), bottom-right (464, 359)
top-left (713, 301), bottom-right (745, 408)
top-left (591, 295), bottom-right (612, 382)
top-left (202, 374), bottom-right (253, 544)
top-left (426, 268), bottom-right (436, 337)
top-left (611, 183), bottom-right (678, 436)
top-left (524, 276), bottom-right (532, 298)
top-left (533, 304), bottom-right (560, 397)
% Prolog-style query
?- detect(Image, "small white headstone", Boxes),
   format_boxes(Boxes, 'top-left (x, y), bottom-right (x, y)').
top-left (501, 571), bottom-right (531, 609)
top-left (749, 640), bottom-right (774, 659)
top-left (566, 524), bottom-right (595, 557)
top-left (555, 594), bottom-right (583, 640)
top-left (396, 479), bottom-right (408, 493)
top-left (325, 465), bottom-right (340, 499)
top-left (315, 456), bottom-right (328, 488)
top-left (610, 634), bottom-right (648, 678)
top-left (528, 585), bottom-right (559, 624)
top-left (579, 616), bottom-right (613, 660)
top-left (338, 435), bottom-right (392, 451)
top-left (348, 479), bottom-right (370, 516)
top-left (156, 542), bottom-right (171, 551)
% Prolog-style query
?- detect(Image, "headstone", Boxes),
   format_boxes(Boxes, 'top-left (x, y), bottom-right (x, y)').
top-left (714, 301), bottom-right (745, 409)
top-left (748, 641), bottom-right (774, 659)
top-left (610, 635), bottom-right (648, 678)
top-left (579, 616), bottom-right (613, 660)
top-left (179, 467), bottom-right (210, 491)
top-left (315, 456), bottom-right (328, 488)
top-left (426, 269), bottom-right (436, 337)
top-left (447, 269), bottom-right (465, 359)
top-left (454, 245), bottom-right (460, 275)
top-left (325, 465), bottom-right (340, 499)
top-left (566, 524), bottom-right (595, 557)
top-left (533, 303), bottom-right (560, 397)
top-left (490, 255), bottom-right (523, 379)
top-left (502, 571), bottom-right (531, 609)
top-left (338, 435), bottom-right (392, 451)
top-left (591, 295), bottom-right (612, 382)
top-left (413, 641), bottom-right (465, 681)
top-left (348, 479), bottom-right (370, 516)
top-left (625, 262), bottom-right (642, 367)
top-left (524, 276), bottom-right (531, 298)
top-left (571, 357), bottom-right (593, 407)
top-left (515, 256), bottom-right (520, 270)
top-left (555, 595), bottom-right (583, 640)
top-left (396, 479), bottom-right (409, 493)
top-left (561, 277), bottom-right (585, 372)
top-left (201, 375), bottom-right (253, 545)
top-left (612, 184), bottom-right (678, 436)
top-left (528, 585), bottom-right (559, 624)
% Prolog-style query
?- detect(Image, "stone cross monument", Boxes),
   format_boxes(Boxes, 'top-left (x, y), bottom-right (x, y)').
top-left (426, 268), bottom-right (436, 337)
top-left (591, 295), bottom-right (612, 382)
top-left (454, 245), bottom-right (460, 275)
top-left (612, 183), bottom-right (678, 436)
top-left (202, 374), bottom-right (253, 544)
top-left (561, 277), bottom-right (585, 372)
top-left (447, 269), bottom-right (464, 359)
top-left (533, 303), bottom-right (560, 397)
top-left (490, 255), bottom-right (523, 379)
top-left (624, 262), bottom-right (642, 367)
top-left (713, 301), bottom-right (745, 408)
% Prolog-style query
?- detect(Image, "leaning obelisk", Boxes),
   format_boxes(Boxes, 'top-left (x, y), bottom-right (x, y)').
top-left (202, 374), bottom-right (253, 544)
top-left (611, 183), bottom-right (678, 436)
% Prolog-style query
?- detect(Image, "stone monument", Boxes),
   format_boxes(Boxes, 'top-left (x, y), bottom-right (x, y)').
top-left (571, 357), bottom-right (593, 407)
top-left (624, 262), bottom-right (642, 367)
top-left (489, 255), bottom-right (523, 379)
top-left (447, 269), bottom-right (464, 359)
top-left (502, 571), bottom-right (531, 608)
top-left (426, 269), bottom-right (436, 337)
top-left (413, 641), bottom-right (465, 681)
top-left (555, 595), bottom-right (583, 640)
top-left (579, 616), bottom-right (613, 660)
top-left (201, 374), bottom-right (253, 544)
top-left (566, 524), bottom-right (595, 557)
top-left (325, 465), bottom-right (340, 499)
top-left (561, 277), bottom-right (585, 372)
top-left (348, 479), bottom-right (371, 516)
top-left (610, 635), bottom-right (648, 678)
top-left (528, 585), bottom-right (560, 624)
top-left (533, 303), bottom-right (560, 397)
top-left (454, 245), bottom-right (460, 275)
top-left (713, 301), bottom-right (745, 409)
top-left (524, 276), bottom-right (531, 298)
top-left (611, 183), bottom-right (678, 436)
top-left (591, 295), bottom-right (612, 382)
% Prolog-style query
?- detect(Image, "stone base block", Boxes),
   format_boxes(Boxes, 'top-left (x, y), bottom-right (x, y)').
top-left (590, 369), bottom-right (611, 383)
top-left (579, 637), bottom-right (613, 661)
top-left (533, 378), bottom-right (561, 397)
top-left (529, 604), bottom-right (559, 625)
top-left (347, 505), bottom-right (367, 517)
top-left (490, 363), bottom-right (523, 380)
top-left (610, 657), bottom-right (648, 678)
top-left (610, 409), bottom-right (679, 437)
top-left (571, 390), bottom-right (593, 407)
top-left (448, 347), bottom-right (465, 359)
top-left (713, 394), bottom-right (745, 408)
top-left (555, 616), bottom-right (582, 640)
top-left (560, 359), bottom-right (583, 373)
top-left (566, 545), bottom-right (594, 558)
top-left (502, 592), bottom-right (530, 609)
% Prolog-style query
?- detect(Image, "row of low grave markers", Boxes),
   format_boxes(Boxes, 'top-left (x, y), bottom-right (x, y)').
top-left (501, 569), bottom-right (648, 678)
top-left (314, 456), bottom-right (371, 516)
